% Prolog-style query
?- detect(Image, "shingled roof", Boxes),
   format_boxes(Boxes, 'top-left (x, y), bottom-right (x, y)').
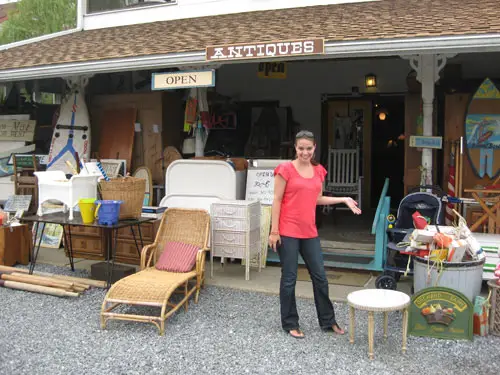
top-left (0, 0), bottom-right (499, 71)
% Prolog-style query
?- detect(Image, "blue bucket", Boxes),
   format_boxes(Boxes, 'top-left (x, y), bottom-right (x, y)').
top-left (95, 200), bottom-right (123, 225)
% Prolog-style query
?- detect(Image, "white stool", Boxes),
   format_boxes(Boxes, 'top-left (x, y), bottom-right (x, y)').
top-left (347, 289), bottom-right (410, 360)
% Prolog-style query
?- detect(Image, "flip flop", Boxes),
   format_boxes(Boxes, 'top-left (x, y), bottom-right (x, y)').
top-left (322, 324), bottom-right (345, 335)
top-left (288, 328), bottom-right (305, 339)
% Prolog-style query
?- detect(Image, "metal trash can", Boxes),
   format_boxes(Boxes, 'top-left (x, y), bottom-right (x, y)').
top-left (414, 256), bottom-right (485, 303)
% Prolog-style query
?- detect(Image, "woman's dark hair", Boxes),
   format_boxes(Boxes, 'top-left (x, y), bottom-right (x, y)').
top-left (294, 130), bottom-right (319, 166)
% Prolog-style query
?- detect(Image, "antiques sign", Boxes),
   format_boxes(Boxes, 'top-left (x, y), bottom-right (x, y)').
top-left (409, 287), bottom-right (473, 340)
top-left (206, 38), bottom-right (324, 61)
top-left (0, 120), bottom-right (36, 141)
top-left (151, 70), bottom-right (215, 90)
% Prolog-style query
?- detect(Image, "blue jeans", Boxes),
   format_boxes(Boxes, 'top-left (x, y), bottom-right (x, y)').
top-left (277, 236), bottom-right (337, 331)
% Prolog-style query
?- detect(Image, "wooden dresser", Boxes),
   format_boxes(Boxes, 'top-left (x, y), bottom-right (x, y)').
top-left (66, 220), bottom-right (161, 265)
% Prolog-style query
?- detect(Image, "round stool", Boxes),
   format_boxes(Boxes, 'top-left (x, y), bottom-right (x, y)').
top-left (347, 289), bottom-right (411, 360)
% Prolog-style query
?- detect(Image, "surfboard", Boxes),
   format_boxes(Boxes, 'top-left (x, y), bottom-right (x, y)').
top-left (464, 78), bottom-right (500, 179)
top-left (47, 77), bottom-right (91, 174)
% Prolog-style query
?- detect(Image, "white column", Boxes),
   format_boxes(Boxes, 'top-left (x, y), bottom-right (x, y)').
top-left (77, 0), bottom-right (86, 30)
top-left (406, 54), bottom-right (449, 185)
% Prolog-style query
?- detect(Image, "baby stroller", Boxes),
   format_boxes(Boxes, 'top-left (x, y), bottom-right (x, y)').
top-left (375, 185), bottom-right (445, 290)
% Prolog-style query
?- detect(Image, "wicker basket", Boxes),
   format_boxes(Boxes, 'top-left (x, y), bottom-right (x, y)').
top-left (488, 280), bottom-right (500, 336)
top-left (99, 177), bottom-right (146, 219)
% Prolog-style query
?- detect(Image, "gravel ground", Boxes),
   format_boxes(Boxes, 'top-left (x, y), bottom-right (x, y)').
top-left (0, 264), bottom-right (499, 375)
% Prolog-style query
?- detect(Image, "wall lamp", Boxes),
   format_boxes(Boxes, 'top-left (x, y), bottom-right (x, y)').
top-left (365, 73), bottom-right (377, 88)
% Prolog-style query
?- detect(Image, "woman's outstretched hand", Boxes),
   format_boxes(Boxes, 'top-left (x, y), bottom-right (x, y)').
top-left (269, 233), bottom-right (281, 252)
top-left (345, 197), bottom-right (362, 215)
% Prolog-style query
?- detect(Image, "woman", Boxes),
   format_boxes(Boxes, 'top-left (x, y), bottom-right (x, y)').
top-left (269, 130), bottom-right (361, 339)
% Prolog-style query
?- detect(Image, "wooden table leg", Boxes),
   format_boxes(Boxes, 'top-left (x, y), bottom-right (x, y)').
top-left (402, 308), bottom-right (408, 354)
top-left (470, 199), bottom-right (500, 232)
top-left (383, 312), bottom-right (388, 339)
top-left (349, 306), bottom-right (355, 344)
top-left (368, 311), bottom-right (375, 360)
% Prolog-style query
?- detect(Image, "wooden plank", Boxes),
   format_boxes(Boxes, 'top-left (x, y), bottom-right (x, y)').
top-left (464, 189), bottom-right (500, 194)
top-left (442, 93), bottom-right (470, 190)
top-left (97, 107), bottom-right (137, 170)
top-left (137, 109), bottom-right (163, 184)
top-left (91, 92), bottom-right (166, 183)
top-left (404, 93), bottom-right (421, 194)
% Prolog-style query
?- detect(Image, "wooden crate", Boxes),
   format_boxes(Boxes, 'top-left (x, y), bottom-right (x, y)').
top-left (0, 224), bottom-right (31, 266)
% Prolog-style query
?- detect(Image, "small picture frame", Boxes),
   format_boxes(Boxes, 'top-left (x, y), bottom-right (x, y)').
top-left (32, 223), bottom-right (64, 249)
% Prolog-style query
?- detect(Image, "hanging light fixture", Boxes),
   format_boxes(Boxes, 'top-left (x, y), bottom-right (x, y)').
top-left (365, 73), bottom-right (377, 88)
top-left (376, 108), bottom-right (388, 121)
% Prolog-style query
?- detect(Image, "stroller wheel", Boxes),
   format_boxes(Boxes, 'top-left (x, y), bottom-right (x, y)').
top-left (383, 271), bottom-right (401, 282)
top-left (375, 275), bottom-right (397, 290)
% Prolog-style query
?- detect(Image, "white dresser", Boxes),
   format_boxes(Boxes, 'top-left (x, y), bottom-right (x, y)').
top-left (210, 200), bottom-right (261, 280)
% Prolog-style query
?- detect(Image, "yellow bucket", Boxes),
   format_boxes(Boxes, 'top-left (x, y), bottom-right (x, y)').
top-left (78, 198), bottom-right (96, 224)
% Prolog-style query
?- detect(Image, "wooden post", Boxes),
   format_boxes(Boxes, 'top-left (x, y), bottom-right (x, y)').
top-left (0, 273), bottom-right (74, 291)
top-left (0, 279), bottom-right (79, 298)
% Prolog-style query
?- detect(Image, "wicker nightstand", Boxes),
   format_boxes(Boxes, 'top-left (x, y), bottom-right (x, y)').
top-left (210, 200), bottom-right (261, 280)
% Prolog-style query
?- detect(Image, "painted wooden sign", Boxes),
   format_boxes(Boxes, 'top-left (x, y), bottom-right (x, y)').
top-left (409, 287), bottom-right (473, 340)
top-left (465, 78), bottom-right (500, 178)
top-left (151, 70), bottom-right (215, 90)
top-left (257, 62), bottom-right (287, 79)
top-left (409, 136), bottom-right (442, 149)
top-left (0, 120), bottom-right (36, 141)
top-left (7, 154), bottom-right (48, 166)
top-left (4, 195), bottom-right (32, 212)
top-left (206, 38), bottom-right (324, 61)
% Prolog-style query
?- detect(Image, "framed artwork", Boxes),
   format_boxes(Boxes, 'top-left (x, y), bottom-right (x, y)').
top-left (32, 223), bottom-right (64, 249)
top-left (91, 158), bottom-right (127, 178)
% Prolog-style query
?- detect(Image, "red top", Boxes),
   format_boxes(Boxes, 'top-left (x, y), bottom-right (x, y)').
top-left (274, 162), bottom-right (327, 239)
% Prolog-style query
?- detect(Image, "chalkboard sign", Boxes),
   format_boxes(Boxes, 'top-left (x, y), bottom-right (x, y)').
top-left (245, 169), bottom-right (275, 205)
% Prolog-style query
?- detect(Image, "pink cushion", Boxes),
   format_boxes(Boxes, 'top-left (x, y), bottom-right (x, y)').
top-left (155, 241), bottom-right (200, 272)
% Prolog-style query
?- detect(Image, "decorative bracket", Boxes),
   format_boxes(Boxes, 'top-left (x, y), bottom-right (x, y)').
top-left (65, 74), bottom-right (94, 89)
top-left (401, 54), bottom-right (455, 83)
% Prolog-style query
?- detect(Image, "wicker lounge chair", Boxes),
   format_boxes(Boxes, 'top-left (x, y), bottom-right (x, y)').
top-left (100, 208), bottom-right (210, 335)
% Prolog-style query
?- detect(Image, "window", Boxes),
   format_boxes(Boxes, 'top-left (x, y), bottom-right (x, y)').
top-left (87, 0), bottom-right (176, 14)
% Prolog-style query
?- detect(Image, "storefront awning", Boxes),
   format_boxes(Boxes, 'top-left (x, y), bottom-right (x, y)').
top-left (0, 0), bottom-right (500, 81)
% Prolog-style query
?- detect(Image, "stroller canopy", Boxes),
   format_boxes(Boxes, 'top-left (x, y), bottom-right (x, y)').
top-left (395, 192), bottom-right (443, 229)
